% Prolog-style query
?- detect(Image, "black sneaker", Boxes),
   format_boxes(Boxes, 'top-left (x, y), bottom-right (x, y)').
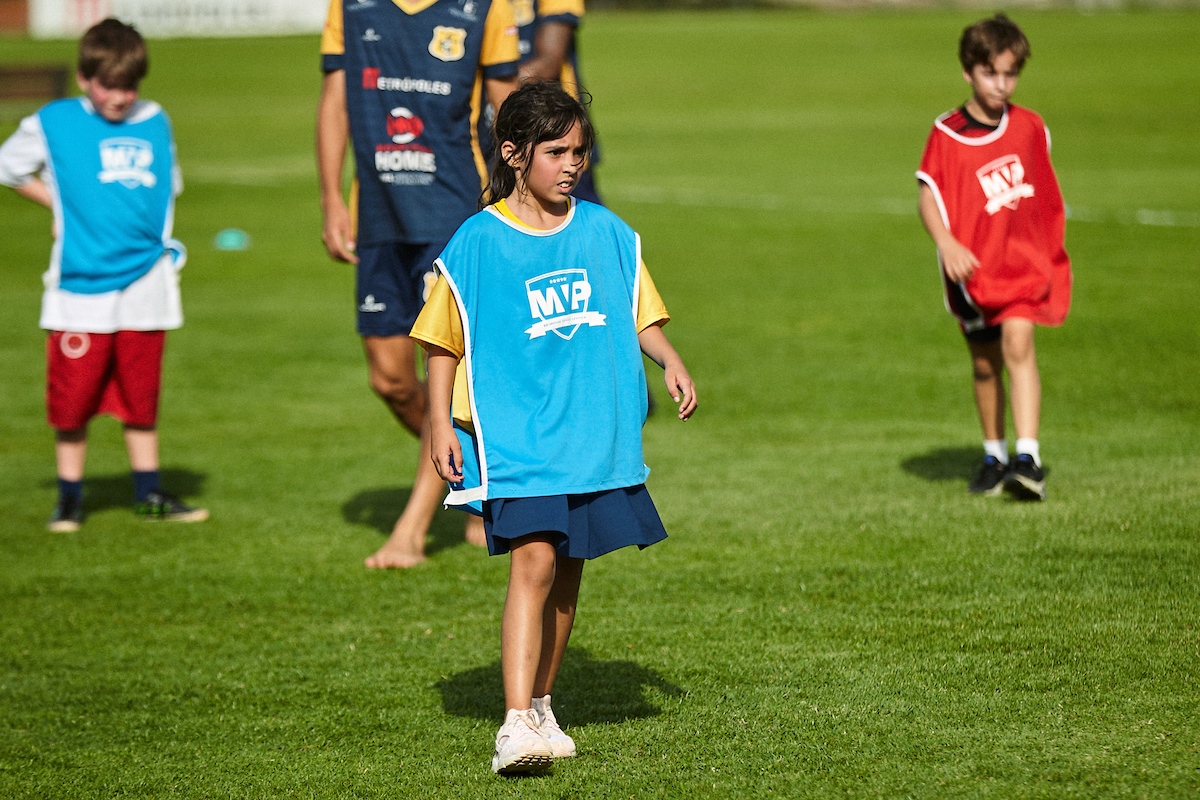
top-left (1005, 454), bottom-right (1046, 501)
top-left (135, 490), bottom-right (210, 522)
top-left (48, 494), bottom-right (84, 532)
top-left (968, 455), bottom-right (1008, 496)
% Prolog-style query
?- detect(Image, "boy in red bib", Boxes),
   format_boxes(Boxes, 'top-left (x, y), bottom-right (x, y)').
top-left (916, 14), bottom-right (1072, 500)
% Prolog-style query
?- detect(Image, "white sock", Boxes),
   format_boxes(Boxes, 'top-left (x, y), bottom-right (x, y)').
top-left (983, 439), bottom-right (1009, 465)
top-left (1016, 438), bottom-right (1040, 467)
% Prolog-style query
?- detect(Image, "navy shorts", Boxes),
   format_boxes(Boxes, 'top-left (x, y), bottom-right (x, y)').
top-left (483, 485), bottom-right (667, 560)
top-left (355, 241), bottom-right (445, 337)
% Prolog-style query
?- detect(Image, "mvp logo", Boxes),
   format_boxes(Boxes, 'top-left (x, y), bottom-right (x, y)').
top-left (525, 269), bottom-right (606, 340)
top-left (977, 154), bottom-right (1034, 215)
top-left (98, 138), bottom-right (156, 188)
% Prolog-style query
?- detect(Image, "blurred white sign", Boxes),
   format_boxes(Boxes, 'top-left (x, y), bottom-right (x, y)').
top-left (31, 0), bottom-right (328, 38)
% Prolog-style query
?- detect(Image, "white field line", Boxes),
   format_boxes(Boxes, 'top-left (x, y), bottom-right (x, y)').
top-left (607, 184), bottom-right (1200, 228)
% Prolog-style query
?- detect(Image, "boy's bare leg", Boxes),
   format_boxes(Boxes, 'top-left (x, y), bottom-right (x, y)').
top-left (362, 335), bottom-right (441, 568)
top-left (55, 428), bottom-right (88, 481)
top-left (533, 554), bottom-right (584, 698)
top-left (465, 514), bottom-right (486, 547)
top-left (503, 537), bottom-right (558, 710)
top-left (123, 425), bottom-right (159, 471)
top-left (967, 338), bottom-right (1006, 441)
top-left (1001, 319), bottom-right (1040, 441)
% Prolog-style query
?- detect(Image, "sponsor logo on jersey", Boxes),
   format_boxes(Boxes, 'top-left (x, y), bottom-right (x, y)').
top-left (359, 294), bottom-right (387, 313)
top-left (429, 26), bottom-right (467, 62)
top-left (387, 107), bottom-right (425, 144)
top-left (60, 332), bottom-right (91, 359)
top-left (977, 154), bottom-right (1035, 215)
top-left (511, 0), bottom-right (535, 27)
top-left (361, 67), bottom-right (453, 96)
top-left (524, 269), bottom-right (606, 340)
top-left (362, 27), bottom-right (381, 41)
top-left (98, 138), bottom-right (156, 189)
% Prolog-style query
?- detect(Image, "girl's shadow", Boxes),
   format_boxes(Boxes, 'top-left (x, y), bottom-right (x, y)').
top-left (436, 647), bottom-right (683, 725)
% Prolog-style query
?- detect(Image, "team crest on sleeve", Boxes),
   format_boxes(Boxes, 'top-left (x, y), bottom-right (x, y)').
top-left (429, 26), bottom-right (468, 62)
top-left (98, 138), bottom-right (156, 188)
top-left (977, 154), bottom-right (1034, 215)
top-left (525, 269), bottom-right (607, 340)
top-left (511, 0), bottom-right (535, 26)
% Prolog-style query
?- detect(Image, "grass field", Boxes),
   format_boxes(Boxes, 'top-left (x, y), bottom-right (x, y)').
top-left (1, 9), bottom-right (1198, 798)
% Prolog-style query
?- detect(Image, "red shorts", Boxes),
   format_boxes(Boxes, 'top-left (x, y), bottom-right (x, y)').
top-left (46, 330), bottom-right (166, 431)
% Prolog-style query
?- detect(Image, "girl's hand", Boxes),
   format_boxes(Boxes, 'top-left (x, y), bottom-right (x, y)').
top-left (430, 419), bottom-right (464, 483)
top-left (663, 361), bottom-right (697, 421)
top-left (939, 237), bottom-right (980, 283)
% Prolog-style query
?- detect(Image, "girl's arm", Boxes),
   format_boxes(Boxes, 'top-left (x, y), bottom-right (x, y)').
top-left (918, 182), bottom-right (978, 283)
top-left (638, 323), bottom-right (697, 420)
top-left (425, 345), bottom-right (464, 482)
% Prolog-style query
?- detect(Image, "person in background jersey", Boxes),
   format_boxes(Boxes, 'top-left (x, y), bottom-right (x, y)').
top-left (316, 0), bottom-right (519, 567)
top-left (0, 18), bottom-right (208, 532)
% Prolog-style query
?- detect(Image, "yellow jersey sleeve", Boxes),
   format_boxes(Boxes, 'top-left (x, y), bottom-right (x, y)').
top-left (320, 0), bottom-right (344, 56)
top-left (537, 0), bottom-right (585, 18)
top-left (636, 261), bottom-right (670, 332)
top-left (481, 0), bottom-right (520, 68)
top-left (410, 275), bottom-right (465, 358)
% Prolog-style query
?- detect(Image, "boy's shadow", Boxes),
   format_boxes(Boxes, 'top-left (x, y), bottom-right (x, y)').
top-left (41, 468), bottom-right (207, 513)
top-left (436, 647), bottom-right (683, 725)
top-left (900, 446), bottom-right (981, 482)
top-left (342, 487), bottom-right (463, 556)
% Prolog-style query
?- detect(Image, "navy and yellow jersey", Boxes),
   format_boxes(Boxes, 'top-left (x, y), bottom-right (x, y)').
top-left (321, 0), bottom-right (519, 245)
top-left (513, 0), bottom-right (584, 94)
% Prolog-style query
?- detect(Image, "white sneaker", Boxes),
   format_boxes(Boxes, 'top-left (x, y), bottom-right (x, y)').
top-left (491, 708), bottom-right (553, 774)
top-left (532, 694), bottom-right (576, 758)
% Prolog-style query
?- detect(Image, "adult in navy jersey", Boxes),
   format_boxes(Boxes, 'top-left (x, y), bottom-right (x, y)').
top-left (316, 0), bottom-right (519, 568)
top-left (512, 0), bottom-right (602, 204)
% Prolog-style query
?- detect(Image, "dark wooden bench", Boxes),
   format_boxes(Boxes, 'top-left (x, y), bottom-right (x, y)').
top-left (0, 65), bottom-right (70, 101)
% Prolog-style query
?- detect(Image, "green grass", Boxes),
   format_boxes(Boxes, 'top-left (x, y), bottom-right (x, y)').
top-left (2, 9), bottom-right (1199, 798)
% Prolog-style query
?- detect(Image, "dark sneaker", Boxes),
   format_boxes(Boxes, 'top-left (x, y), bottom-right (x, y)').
top-left (48, 494), bottom-right (84, 532)
top-left (135, 490), bottom-right (210, 522)
top-left (1005, 454), bottom-right (1046, 501)
top-left (968, 455), bottom-right (1008, 496)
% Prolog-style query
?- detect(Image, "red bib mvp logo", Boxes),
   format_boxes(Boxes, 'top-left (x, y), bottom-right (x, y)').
top-left (525, 269), bottom-right (607, 340)
top-left (977, 154), bottom-right (1034, 215)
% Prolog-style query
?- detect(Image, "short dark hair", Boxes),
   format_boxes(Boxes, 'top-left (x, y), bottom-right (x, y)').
top-left (481, 82), bottom-right (596, 209)
top-left (78, 18), bottom-right (148, 89)
top-left (959, 13), bottom-right (1030, 73)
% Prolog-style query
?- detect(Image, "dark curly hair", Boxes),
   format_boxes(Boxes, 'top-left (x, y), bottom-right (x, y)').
top-left (480, 81), bottom-right (596, 209)
top-left (959, 13), bottom-right (1030, 74)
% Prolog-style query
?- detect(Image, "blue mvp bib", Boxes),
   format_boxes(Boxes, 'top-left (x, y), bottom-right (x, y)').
top-left (436, 200), bottom-right (650, 508)
top-left (38, 98), bottom-right (181, 294)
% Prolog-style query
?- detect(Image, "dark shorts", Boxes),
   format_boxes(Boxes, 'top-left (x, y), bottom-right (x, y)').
top-left (483, 485), bottom-right (667, 560)
top-left (964, 324), bottom-right (1002, 344)
top-left (46, 330), bottom-right (165, 431)
top-left (355, 241), bottom-right (446, 337)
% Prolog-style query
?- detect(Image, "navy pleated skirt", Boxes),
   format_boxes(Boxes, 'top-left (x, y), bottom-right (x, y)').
top-left (482, 484), bottom-right (667, 560)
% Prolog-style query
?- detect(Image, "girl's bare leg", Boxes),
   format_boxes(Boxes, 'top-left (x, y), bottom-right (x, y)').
top-left (123, 425), bottom-right (159, 472)
top-left (1001, 319), bottom-right (1040, 441)
top-left (502, 536), bottom-right (558, 710)
top-left (533, 555), bottom-right (584, 697)
top-left (55, 428), bottom-right (88, 481)
top-left (967, 337), bottom-right (1006, 442)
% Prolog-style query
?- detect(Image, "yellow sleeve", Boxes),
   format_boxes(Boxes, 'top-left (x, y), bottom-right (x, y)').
top-left (636, 260), bottom-right (670, 332)
top-left (480, 0), bottom-right (520, 68)
top-left (320, 0), bottom-right (344, 56)
top-left (537, 0), bottom-right (585, 18)
top-left (410, 275), bottom-right (465, 359)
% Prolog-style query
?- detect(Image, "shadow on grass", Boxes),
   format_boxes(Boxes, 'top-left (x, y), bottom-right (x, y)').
top-left (342, 487), bottom-right (465, 556)
top-left (436, 647), bottom-right (683, 726)
top-left (900, 446), bottom-right (980, 482)
top-left (40, 467), bottom-right (207, 513)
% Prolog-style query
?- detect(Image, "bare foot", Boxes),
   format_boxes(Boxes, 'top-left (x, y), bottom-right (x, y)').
top-left (364, 518), bottom-right (427, 569)
top-left (464, 515), bottom-right (487, 548)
